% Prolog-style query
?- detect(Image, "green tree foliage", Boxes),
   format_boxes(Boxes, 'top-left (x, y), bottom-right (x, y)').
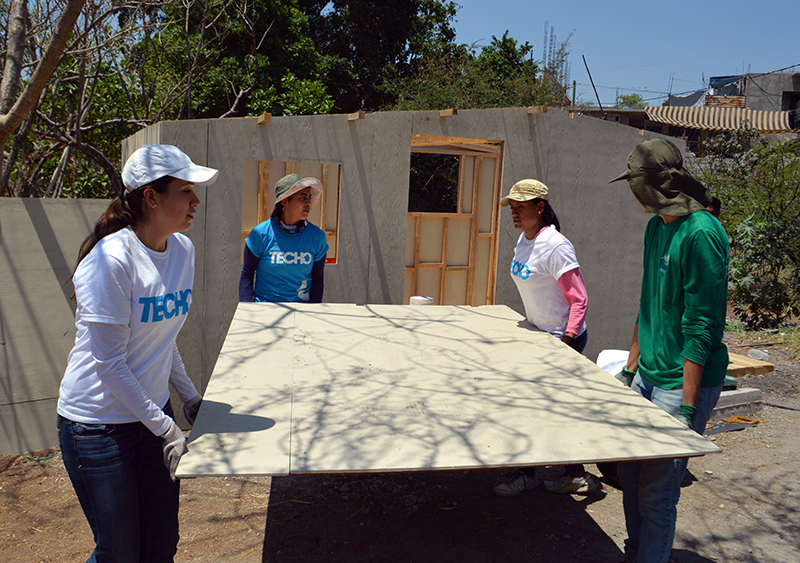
top-left (393, 31), bottom-right (570, 111)
top-left (299, 0), bottom-right (458, 112)
top-left (151, 0), bottom-right (325, 118)
top-left (0, 1), bottom-right (568, 199)
top-left (691, 127), bottom-right (800, 327)
top-left (617, 93), bottom-right (647, 107)
top-left (2, 0), bottom-right (335, 198)
top-left (2, 0), bottom-right (144, 198)
top-left (408, 153), bottom-right (459, 213)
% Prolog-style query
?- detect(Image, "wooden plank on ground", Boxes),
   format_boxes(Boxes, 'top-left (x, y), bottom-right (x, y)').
top-left (727, 352), bottom-right (775, 377)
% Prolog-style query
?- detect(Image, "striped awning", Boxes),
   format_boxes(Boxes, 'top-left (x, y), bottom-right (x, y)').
top-left (645, 106), bottom-right (795, 133)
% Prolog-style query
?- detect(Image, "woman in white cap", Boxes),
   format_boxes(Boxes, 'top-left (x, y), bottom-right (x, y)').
top-left (57, 144), bottom-right (218, 562)
top-left (239, 174), bottom-right (329, 303)
top-left (492, 178), bottom-right (599, 498)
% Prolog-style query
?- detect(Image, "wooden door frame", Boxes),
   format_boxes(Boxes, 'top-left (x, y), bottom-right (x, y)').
top-left (405, 136), bottom-right (504, 305)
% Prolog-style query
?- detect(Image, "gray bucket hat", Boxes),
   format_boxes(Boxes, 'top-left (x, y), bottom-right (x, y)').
top-left (609, 139), bottom-right (711, 216)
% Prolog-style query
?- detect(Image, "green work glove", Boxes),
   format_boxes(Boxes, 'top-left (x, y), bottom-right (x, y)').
top-left (614, 368), bottom-right (636, 387)
top-left (677, 404), bottom-right (697, 428)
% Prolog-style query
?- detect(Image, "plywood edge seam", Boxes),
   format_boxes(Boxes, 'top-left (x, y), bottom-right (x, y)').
top-left (526, 106), bottom-right (548, 114)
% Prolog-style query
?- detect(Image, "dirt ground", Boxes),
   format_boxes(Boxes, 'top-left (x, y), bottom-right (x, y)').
top-left (2, 333), bottom-right (799, 563)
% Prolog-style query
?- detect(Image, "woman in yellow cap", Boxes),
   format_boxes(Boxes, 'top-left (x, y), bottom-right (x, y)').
top-left (492, 178), bottom-right (598, 497)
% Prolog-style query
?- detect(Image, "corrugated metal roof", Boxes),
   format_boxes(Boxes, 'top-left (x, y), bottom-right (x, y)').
top-left (646, 106), bottom-right (794, 133)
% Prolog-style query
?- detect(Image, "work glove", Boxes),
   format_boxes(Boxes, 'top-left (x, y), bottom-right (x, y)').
top-left (676, 404), bottom-right (697, 429)
top-left (162, 421), bottom-right (188, 481)
top-left (183, 394), bottom-right (202, 426)
top-left (614, 368), bottom-right (636, 387)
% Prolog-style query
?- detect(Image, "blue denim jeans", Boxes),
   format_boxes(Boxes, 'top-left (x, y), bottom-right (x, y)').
top-left (58, 401), bottom-right (180, 563)
top-left (569, 328), bottom-right (588, 354)
top-left (617, 374), bottom-right (722, 563)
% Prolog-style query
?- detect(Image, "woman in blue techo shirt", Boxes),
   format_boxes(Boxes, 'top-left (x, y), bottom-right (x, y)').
top-left (239, 174), bottom-right (329, 303)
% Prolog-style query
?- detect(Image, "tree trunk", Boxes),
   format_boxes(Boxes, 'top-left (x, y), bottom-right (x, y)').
top-left (0, 0), bottom-right (27, 115)
top-left (0, 0), bottom-right (87, 165)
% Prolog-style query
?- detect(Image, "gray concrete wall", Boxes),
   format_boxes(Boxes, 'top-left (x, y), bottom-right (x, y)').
top-left (0, 199), bottom-right (109, 454)
top-left (744, 72), bottom-right (800, 111)
top-left (144, 113), bottom-right (416, 391)
top-left (2, 108), bottom-right (682, 454)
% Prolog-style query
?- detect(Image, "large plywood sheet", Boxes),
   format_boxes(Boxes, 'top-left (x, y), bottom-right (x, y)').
top-left (178, 303), bottom-right (718, 477)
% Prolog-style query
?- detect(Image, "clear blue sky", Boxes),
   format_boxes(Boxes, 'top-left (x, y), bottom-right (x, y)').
top-left (452, 1), bottom-right (800, 107)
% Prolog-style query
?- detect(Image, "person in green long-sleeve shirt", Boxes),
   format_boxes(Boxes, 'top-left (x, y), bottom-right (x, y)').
top-left (637, 209), bottom-right (729, 391)
top-left (609, 138), bottom-right (729, 563)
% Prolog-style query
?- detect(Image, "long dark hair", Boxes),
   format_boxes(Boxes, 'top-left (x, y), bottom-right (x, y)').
top-left (271, 201), bottom-right (283, 220)
top-left (75, 176), bottom-right (173, 267)
top-left (533, 198), bottom-right (561, 231)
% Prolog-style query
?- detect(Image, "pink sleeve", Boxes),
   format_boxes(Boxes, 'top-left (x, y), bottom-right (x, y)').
top-left (558, 267), bottom-right (588, 335)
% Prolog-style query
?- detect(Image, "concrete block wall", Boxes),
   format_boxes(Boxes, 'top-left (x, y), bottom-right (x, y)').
top-left (743, 72), bottom-right (800, 112)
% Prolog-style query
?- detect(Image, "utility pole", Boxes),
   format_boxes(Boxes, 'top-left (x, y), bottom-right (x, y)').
top-left (572, 81), bottom-right (576, 106)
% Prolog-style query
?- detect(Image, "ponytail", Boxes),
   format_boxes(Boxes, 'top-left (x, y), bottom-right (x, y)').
top-left (533, 198), bottom-right (561, 232)
top-left (74, 176), bottom-right (173, 267)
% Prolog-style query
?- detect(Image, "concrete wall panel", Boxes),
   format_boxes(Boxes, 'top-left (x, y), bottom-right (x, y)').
top-left (0, 398), bottom-right (59, 455)
top-left (197, 119), bottom-right (254, 387)
top-left (2, 108), bottom-right (694, 454)
top-left (0, 199), bottom-right (109, 453)
top-left (197, 113), bottom-right (414, 311)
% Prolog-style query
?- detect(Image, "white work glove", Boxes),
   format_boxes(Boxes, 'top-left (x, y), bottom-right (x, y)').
top-left (183, 394), bottom-right (202, 426)
top-left (161, 422), bottom-right (188, 481)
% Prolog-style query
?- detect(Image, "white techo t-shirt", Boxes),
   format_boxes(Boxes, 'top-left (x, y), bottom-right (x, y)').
top-left (510, 226), bottom-right (586, 338)
top-left (57, 227), bottom-right (197, 436)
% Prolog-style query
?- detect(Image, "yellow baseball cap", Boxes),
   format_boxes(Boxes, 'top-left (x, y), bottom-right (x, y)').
top-left (500, 179), bottom-right (549, 207)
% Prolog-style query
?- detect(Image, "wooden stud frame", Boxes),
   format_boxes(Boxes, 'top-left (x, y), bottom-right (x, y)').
top-left (405, 138), bottom-right (504, 306)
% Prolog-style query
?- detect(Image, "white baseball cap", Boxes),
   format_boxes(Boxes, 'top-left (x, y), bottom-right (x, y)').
top-left (122, 145), bottom-right (219, 196)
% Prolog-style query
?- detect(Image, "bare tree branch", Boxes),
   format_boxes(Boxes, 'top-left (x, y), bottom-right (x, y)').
top-left (0, 0), bottom-right (87, 143)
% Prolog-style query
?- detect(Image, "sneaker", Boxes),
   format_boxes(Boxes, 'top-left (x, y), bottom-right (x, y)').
top-left (542, 472), bottom-right (599, 494)
top-left (493, 469), bottom-right (539, 497)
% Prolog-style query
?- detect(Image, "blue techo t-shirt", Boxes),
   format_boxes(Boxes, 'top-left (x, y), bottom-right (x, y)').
top-left (245, 219), bottom-right (329, 302)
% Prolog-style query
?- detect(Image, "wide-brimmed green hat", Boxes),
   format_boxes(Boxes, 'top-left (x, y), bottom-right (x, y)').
top-left (609, 139), bottom-right (710, 216)
top-left (275, 173), bottom-right (322, 208)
